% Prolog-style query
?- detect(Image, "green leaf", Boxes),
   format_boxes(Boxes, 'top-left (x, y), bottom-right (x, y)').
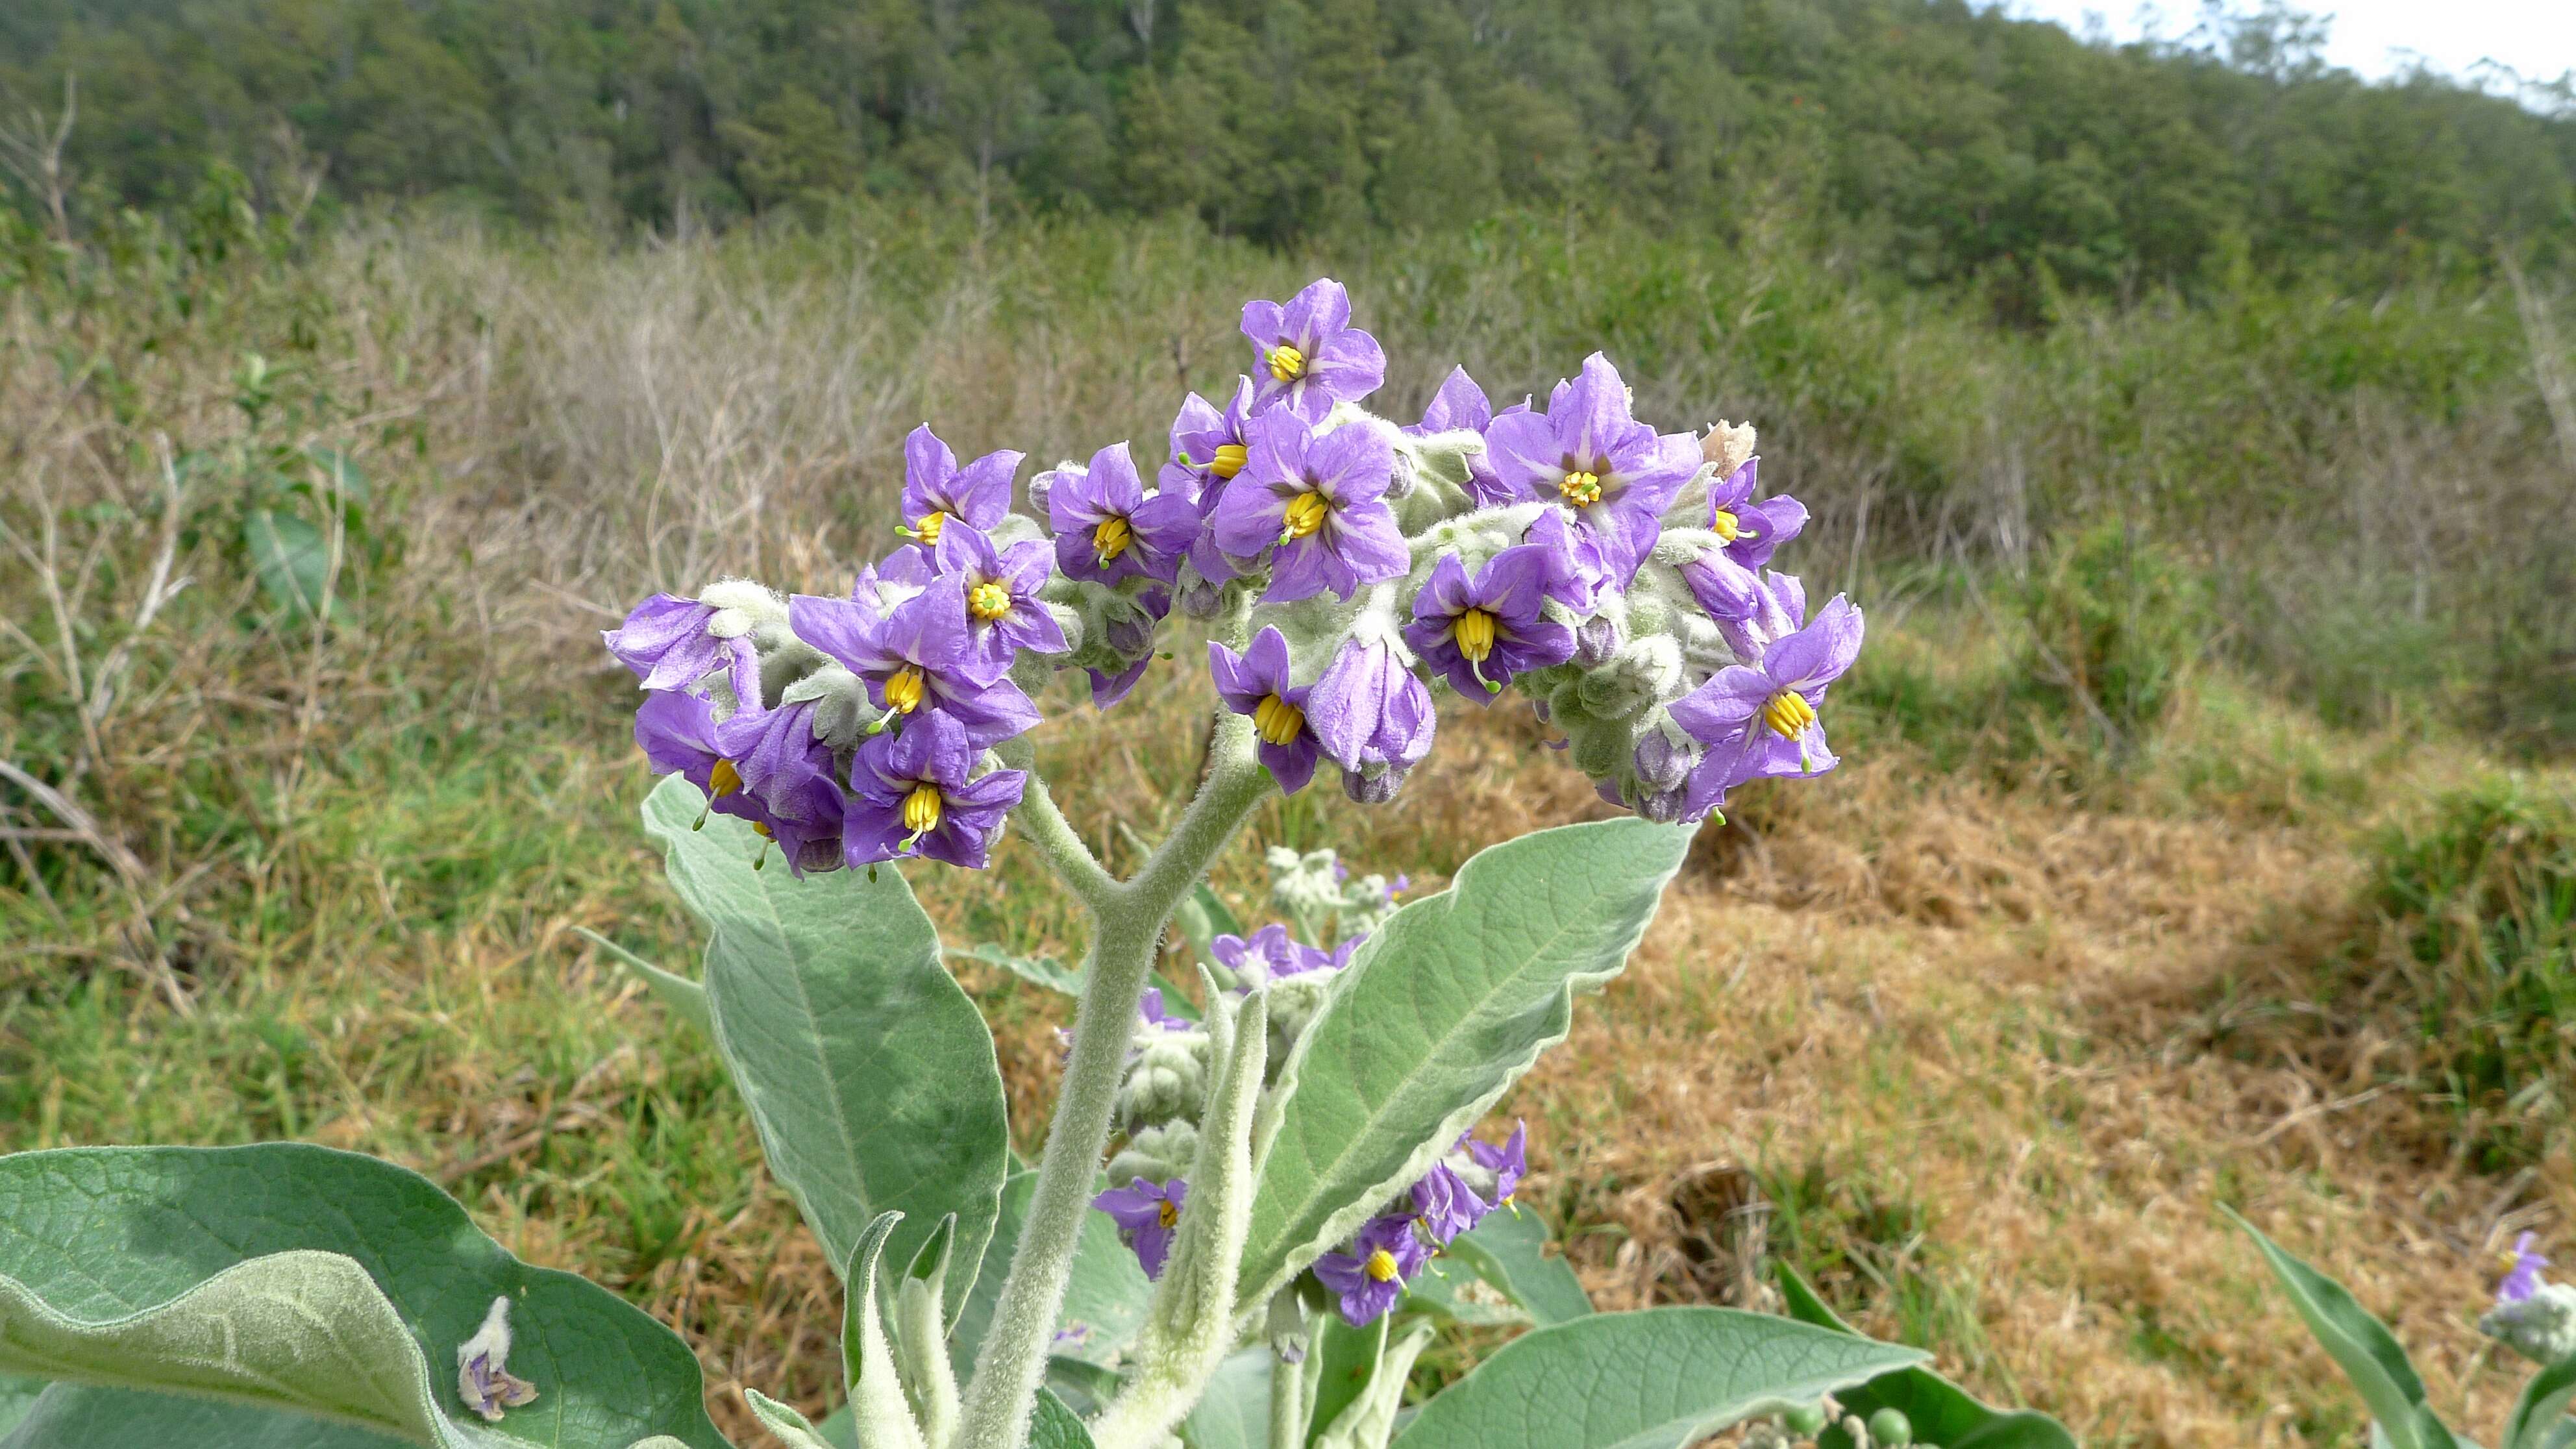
top-left (0, 1144), bottom-right (724, 1449)
top-left (1181, 1350), bottom-right (1272, 1449)
top-left (1, 1383), bottom-right (413, 1447)
top-left (577, 927), bottom-right (712, 1037)
top-left (1304, 1313), bottom-right (1386, 1449)
top-left (645, 776), bottom-right (1010, 1321)
top-left (947, 945), bottom-right (1085, 998)
top-left (746, 1390), bottom-right (836, 1449)
top-left (1446, 1206), bottom-right (1592, 1327)
top-left (0, 1377), bottom-right (46, 1437)
top-left (2506, 1356), bottom-right (2576, 1449)
top-left (1385, 1307), bottom-right (1927, 1449)
top-left (1773, 1265), bottom-right (2074, 1449)
top-left (243, 510), bottom-right (334, 619)
top-left (1402, 1257), bottom-right (1529, 1329)
top-left (946, 1170), bottom-right (1152, 1381)
top-left (1240, 818), bottom-right (1694, 1306)
top-left (1314, 1322), bottom-right (1432, 1449)
top-left (2224, 1208), bottom-right (2458, 1449)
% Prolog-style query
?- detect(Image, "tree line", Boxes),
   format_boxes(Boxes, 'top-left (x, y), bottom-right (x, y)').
top-left (6, 0), bottom-right (2573, 301)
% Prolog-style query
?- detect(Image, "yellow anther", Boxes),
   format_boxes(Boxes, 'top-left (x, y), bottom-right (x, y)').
top-left (1093, 515), bottom-right (1134, 563)
top-left (1762, 689), bottom-right (1818, 739)
top-left (1156, 1200), bottom-right (1180, 1230)
top-left (1559, 470), bottom-right (1603, 506)
top-left (1253, 693), bottom-right (1306, 747)
top-left (750, 821), bottom-right (774, 839)
top-left (1452, 608), bottom-right (1498, 663)
top-left (913, 510), bottom-right (948, 545)
top-left (709, 759), bottom-right (743, 798)
top-left (1364, 1248), bottom-right (1400, 1283)
top-left (1711, 508), bottom-right (1740, 542)
top-left (1268, 343), bottom-right (1307, 383)
top-left (1211, 443), bottom-right (1249, 478)
top-left (884, 666), bottom-right (928, 714)
top-left (1280, 491), bottom-right (1331, 541)
top-left (902, 782), bottom-right (943, 835)
top-left (968, 580), bottom-right (1014, 621)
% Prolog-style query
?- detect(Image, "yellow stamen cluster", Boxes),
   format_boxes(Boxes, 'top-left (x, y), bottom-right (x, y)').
top-left (709, 759), bottom-right (743, 798)
top-left (1559, 470), bottom-right (1603, 506)
top-left (1762, 689), bottom-right (1818, 739)
top-left (1156, 1200), bottom-right (1180, 1230)
top-left (1452, 607), bottom-right (1498, 663)
top-left (1268, 343), bottom-right (1307, 382)
top-left (1211, 443), bottom-right (1249, 478)
top-left (1280, 491), bottom-right (1331, 541)
top-left (1093, 515), bottom-right (1134, 563)
top-left (1711, 508), bottom-right (1740, 541)
top-left (902, 782), bottom-right (944, 835)
top-left (1364, 1248), bottom-right (1400, 1283)
top-left (967, 581), bottom-right (1014, 621)
top-left (1253, 693), bottom-right (1306, 747)
top-left (913, 510), bottom-right (948, 545)
top-left (885, 666), bottom-right (928, 714)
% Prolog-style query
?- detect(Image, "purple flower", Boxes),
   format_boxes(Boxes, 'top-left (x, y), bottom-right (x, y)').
top-left (634, 691), bottom-right (845, 873)
top-left (2500, 1232), bottom-right (2551, 1306)
top-left (900, 424), bottom-right (1021, 549)
top-left (711, 697), bottom-right (832, 815)
top-left (1409, 1161), bottom-right (1482, 1243)
top-left (1306, 636), bottom-right (1436, 795)
top-left (843, 710), bottom-right (1026, 870)
top-left (604, 593), bottom-right (758, 700)
top-left (1088, 586), bottom-right (1172, 710)
top-left (1164, 380), bottom-right (1259, 587)
top-left (1241, 279), bottom-right (1387, 422)
top-left (789, 576), bottom-right (1041, 747)
top-left (1681, 458), bottom-right (1809, 620)
top-left (1404, 365), bottom-right (1518, 508)
top-left (1716, 570), bottom-right (1808, 665)
top-left (1209, 627), bottom-right (1321, 794)
top-left (1400, 547), bottom-right (1578, 702)
top-left (1467, 1121), bottom-right (1527, 1209)
top-left (1138, 988), bottom-right (1193, 1032)
top-left (1210, 923), bottom-right (1328, 986)
top-left (1482, 353), bottom-right (1698, 586)
top-left (853, 547), bottom-right (939, 615)
top-left (1669, 594), bottom-right (1865, 794)
top-left (1050, 442), bottom-right (1200, 587)
top-left (1094, 1177), bottom-right (1188, 1280)
top-left (935, 522), bottom-right (1067, 671)
top-left (1211, 414), bottom-right (1407, 604)
top-left (1315, 1214), bottom-right (1430, 1326)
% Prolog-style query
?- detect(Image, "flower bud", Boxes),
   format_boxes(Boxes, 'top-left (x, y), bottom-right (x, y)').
top-left (1342, 765), bottom-right (1407, 804)
top-left (1108, 1120), bottom-right (1200, 1186)
top-left (1633, 724), bottom-right (1696, 792)
top-left (1867, 1407), bottom-right (1913, 1447)
top-left (1576, 636), bottom-right (1681, 722)
top-left (1263, 972), bottom-right (1339, 1070)
top-left (1118, 1030), bottom-right (1211, 1130)
top-left (1572, 613), bottom-right (1622, 668)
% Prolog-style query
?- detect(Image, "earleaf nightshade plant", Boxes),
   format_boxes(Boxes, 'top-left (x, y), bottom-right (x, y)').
top-left (0, 279), bottom-right (2075, 1449)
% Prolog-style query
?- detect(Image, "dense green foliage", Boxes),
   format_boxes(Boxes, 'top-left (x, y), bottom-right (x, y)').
top-left (7, 0), bottom-right (2574, 303)
top-left (2372, 778), bottom-right (2576, 1165)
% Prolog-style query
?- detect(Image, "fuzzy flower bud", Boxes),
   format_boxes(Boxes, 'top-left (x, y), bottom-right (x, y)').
top-left (1118, 1030), bottom-right (1212, 1131)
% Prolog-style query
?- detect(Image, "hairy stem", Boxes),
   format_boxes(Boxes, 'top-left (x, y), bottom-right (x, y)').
top-left (997, 738), bottom-right (1117, 908)
top-left (956, 712), bottom-right (1269, 1449)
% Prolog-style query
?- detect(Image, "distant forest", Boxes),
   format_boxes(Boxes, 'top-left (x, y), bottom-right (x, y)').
top-left (6, 0), bottom-right (2575, 295)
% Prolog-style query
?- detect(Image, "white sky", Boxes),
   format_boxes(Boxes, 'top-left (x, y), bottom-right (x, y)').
top-left (1998, 0), bottom-right (2576, 90)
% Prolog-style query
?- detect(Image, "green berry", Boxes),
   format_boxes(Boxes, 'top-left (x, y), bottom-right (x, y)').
top-left (1782, 1402), bottom-right (1829, 1437)
top-left (1868, 1407), bottom-right (1914, 1446)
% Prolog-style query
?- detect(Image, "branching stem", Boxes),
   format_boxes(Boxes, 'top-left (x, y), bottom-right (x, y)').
top-left (958, 711), bottom-right (1268, 1449)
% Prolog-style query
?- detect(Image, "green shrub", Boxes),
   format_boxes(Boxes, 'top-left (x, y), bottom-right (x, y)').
top-left (2373, 777), bottom-right (2576, 1163)
top-left (2013, 524), bottom-right (2212, 759)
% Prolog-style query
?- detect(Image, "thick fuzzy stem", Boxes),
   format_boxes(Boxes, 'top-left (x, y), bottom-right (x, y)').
top-left (956, 713), bottom-right (1269, 1449)
top-left (996, 739), bottom-right (1117, 908)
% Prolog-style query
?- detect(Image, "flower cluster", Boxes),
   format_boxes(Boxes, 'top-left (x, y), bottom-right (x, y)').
top-left (2483, 1232), bottom-right (2576, 1365)
top-left (1314, 1123), bottom-right (1526, 1326)
top-left (606, 277), bottom-right (1863, 878)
